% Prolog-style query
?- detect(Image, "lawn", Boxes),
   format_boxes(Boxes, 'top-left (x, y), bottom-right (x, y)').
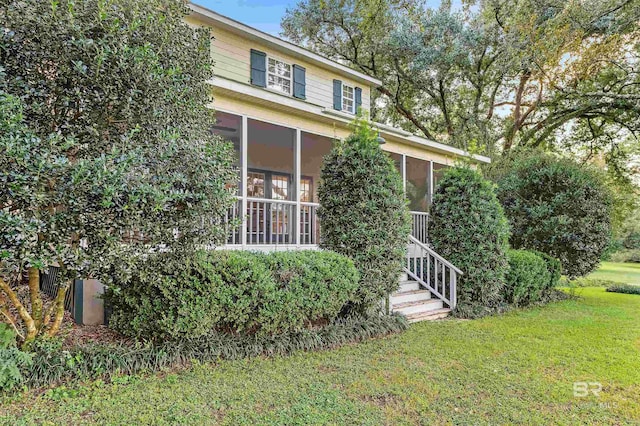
top-left (589, 262), bottom-right (640, 285)
top-left (1, 287), bottom-right (639, 425)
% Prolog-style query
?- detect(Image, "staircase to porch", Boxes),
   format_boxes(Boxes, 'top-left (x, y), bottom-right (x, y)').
top-left (391, 222), bottom-right (463, 323)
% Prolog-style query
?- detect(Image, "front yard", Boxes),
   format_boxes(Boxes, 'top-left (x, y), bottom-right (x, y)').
top-left (2, 286), bottom-right (639, 425)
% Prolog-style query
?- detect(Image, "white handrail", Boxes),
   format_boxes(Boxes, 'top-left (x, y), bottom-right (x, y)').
top-left (405, 234), bottom-right (461, 309)
top-left (408, 235), bottom-right (463, 275)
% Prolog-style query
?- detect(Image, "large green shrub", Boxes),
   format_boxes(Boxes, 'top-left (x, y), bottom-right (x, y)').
top-left (504, 250), bottom-right (551, 306)
top-left (0, 0), bottom-right (236, 344)
top-left (318, 118), bottom-right (411, 312)
top-left (428, 167), bottom-right (510, 316)
top-left (105, 250), bottom-right (359, 341)
top-left (489, 151), bottom-right (612, 278)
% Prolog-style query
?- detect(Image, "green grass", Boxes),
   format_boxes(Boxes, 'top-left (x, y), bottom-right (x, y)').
top-left (589, 262), bottom-right (640, 285)
top-left (2, 287), bottom-right (639, 425)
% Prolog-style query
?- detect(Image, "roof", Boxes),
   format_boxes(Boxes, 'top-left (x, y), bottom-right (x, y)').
top-left (188, 3), bottom-right (383, 87)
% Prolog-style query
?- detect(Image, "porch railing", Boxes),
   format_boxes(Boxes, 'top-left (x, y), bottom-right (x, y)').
top-left (404, 234), bottom-right (461, 309)
top-left (410, 211), bottom-right (429, 244)
top-left (225, 197), bottom-right (320, 246)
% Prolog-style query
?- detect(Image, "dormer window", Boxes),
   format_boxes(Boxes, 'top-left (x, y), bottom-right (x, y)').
top-left (342, 84), bottom-right (355, 113)
top-left (267, 57), bottom-right (292, 95)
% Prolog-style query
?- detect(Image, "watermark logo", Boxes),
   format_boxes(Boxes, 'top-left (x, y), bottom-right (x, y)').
top-left (573, 382), bottom-right (602, 397)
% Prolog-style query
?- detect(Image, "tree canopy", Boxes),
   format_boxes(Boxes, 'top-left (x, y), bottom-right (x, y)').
top-left (282, 0), bottom-right (640, 175)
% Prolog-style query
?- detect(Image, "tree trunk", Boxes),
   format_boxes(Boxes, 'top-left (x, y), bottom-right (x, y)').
top-left (28, 267), bottom-right (43, 328)
top-left (47, 283), bottom-right (68, 337)
top-left (0, 277), bottom-right (37, 344)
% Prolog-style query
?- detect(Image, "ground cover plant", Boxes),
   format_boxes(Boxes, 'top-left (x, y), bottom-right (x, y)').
top-left (606, 284), bottom-right (640, 295)
top-left (1, 286), bottom-right (638, 425)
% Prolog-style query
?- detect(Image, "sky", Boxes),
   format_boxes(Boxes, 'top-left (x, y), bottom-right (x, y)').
top-left (195, 0), bottom-right (297, 36)
top-left (195, 0), bottom-right (453, 36)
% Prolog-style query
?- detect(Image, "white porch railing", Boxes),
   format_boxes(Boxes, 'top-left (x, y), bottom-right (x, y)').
top-left (410, 211), bottom-right (429, 244)
top-left (405, 234), bottom-right (462, 309)
top-left (225, 197), bottom-right (320, 246)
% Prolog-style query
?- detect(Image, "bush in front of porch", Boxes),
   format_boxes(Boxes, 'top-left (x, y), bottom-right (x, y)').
top-left (318, 118), bottom-right (411, 313)
top-left (428, 167), bottom-right (511, 317)
top-left (105, 250), bottom-right (360, 342)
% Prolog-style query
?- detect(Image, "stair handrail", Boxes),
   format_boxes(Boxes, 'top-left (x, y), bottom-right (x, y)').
top-left (408, 235), bottom-right (463, 275)
top-left (405, 234), bottom-right (462, 309)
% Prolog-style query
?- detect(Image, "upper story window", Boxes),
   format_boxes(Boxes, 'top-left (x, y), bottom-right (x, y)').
top-left (267, 57), bottom-right (292, 95)
top-left (342, 84), bottom-right (355, 113)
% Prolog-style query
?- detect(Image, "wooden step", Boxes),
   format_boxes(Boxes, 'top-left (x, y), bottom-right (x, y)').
top-left (406, 308), bottom-right (451, 323)
top-left (390, 289), bottom-right (431, 305)
top-left (392, 298), bottom-right (443, 316)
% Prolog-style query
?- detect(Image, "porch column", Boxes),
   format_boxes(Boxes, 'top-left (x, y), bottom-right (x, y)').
top-left (429, 160), bottom-right (434, 205)
top-left (401, 154), bottom-right (407, 193)
top-left (241, 115), bottom-right (248, 247)
top-left (295, 128), bottom-right (302, 247)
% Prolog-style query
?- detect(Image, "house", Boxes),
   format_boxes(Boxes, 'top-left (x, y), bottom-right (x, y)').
top-left (54, 3), bottom-right (490, 326)
top-left (186, 3), bottom-right (490, 322)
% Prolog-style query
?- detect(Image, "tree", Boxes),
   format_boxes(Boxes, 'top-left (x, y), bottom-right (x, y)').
top-left (318, 117), bottom-right (411, 313)
top-left (0, 0), bottom-right (236, 345)
top-left (428, 167), bottom-right (510, 317)
top-left (282, 0), bottom-right (640, 172)
top-left (489, 151), bottom-right (613, 277)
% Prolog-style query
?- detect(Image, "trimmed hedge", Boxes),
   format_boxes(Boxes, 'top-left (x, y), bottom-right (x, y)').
top-left (19, 314), bottom-right (407, 391)
top-left (503, 250), bottom-right (550, 306)
top-left (606, 284), bottom-right (640, 295)
top-left (105, 250), bottom-right (359, 341)
top-left (428, 167), bottom-right (510, 317)
top-left (531, 250), bottom-right (562, 291)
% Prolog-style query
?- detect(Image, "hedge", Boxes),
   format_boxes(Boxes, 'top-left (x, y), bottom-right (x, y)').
top-left (104, 250), bottom-right (359, 341)
top-left (503, 250), bottom-right (551, 306)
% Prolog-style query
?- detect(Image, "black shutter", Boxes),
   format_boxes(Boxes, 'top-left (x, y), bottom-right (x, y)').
top-left (355, 87), bottom-right (362, 113)
top-left (333, 79), bottom-right (342, 111)
top-left (250, 49), bottom-right (266, 87)
top-left (293, 65), bottom-right (306, 99)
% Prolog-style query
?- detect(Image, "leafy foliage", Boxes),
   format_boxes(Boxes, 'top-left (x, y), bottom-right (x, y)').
top-left (530, 250), bottom-right (562, 291)
top-left (20, 314), bottom-right (407, 390)
top-left (0, 324), bottom-right (32, 391)
top-left (0, 0), bottom-right (236, 343)
top-left (490, 151), bottom-right (613, 277)
top-left (606, 284), bottom-right (640, 295)
top-left (318, 117), bottom-right (411, 312)
top-left (428, 167), bottom-right (510, 317)
top-left (282, 0), bottom-right (640, 173)
top-left (105, 250), bottom-right (360, 341)
top-left (503, 250), bottom-right (551, 306)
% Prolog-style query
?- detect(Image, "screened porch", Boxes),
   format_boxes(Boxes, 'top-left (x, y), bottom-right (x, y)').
top-left (213, 111), bottom-right (450, 248)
